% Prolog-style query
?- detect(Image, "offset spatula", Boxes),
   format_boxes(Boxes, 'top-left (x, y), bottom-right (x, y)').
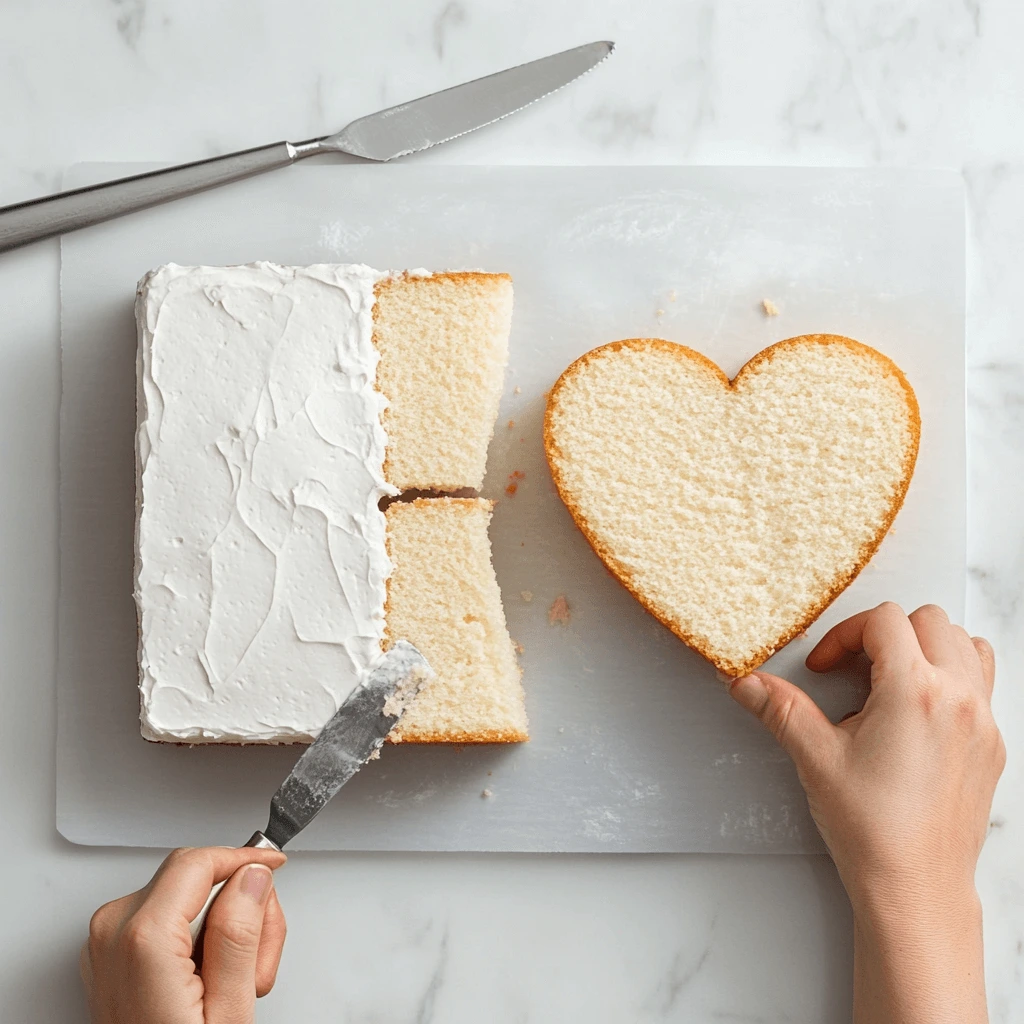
top-left (0, 40), bottom-right (613, 253)
top-left (188, 640), bottom-right (431, 950)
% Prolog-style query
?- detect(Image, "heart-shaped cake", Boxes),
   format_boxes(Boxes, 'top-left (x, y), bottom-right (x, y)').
top-left (544, 334), bottom-right (920, 677)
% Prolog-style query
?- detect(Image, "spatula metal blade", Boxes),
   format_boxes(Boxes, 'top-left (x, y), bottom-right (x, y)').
top-left (263, 641), bottom-right (430, 848)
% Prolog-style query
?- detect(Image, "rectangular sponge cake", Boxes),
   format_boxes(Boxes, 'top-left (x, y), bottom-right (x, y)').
top-left (134, 263), bottom-right (525, 744)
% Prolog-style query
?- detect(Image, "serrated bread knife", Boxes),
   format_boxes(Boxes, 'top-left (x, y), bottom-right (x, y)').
top-left (0, 40), bottom-right (614, 253)
top-left (188, 640), bottom-right (431, 951)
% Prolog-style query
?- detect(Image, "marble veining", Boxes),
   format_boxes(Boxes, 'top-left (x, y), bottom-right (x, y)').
top-left (112, 0), bottom-right (146, 50)
top-left (433, 1), bottom-right (467, 60)
top-left (414, 928), bottom-right (449, 1024)
top-left (0, 1), bottom-right (1022, 1022)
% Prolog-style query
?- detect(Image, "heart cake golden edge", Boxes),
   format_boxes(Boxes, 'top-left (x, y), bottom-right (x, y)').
top-left (543, 334), bottom-right (922, 678)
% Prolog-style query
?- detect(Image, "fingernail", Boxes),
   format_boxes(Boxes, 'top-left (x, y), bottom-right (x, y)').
top-left (241, 865), bottom-right (272, 904)
top-left (729, 673), bottom-right (767, 708)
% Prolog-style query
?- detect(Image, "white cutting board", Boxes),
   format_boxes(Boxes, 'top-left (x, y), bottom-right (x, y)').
top-left (57, 165), bottom-right (964, 853)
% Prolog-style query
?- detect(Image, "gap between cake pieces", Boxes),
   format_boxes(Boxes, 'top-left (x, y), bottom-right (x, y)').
top-left (134, 263), bottom-right (527, 745)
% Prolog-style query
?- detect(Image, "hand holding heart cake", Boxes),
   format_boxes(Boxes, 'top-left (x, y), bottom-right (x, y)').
top-left (543, 334), bottom-right (920, 677)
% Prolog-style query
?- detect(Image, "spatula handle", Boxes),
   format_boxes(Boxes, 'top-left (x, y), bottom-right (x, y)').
top-left (188, 831), bottom-right (282, 953)
top-left (0, 142), bottom-right (308, 254)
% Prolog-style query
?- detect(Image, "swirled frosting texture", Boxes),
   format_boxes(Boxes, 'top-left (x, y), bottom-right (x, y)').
top-left (135, 263), bottom-right (397, 742)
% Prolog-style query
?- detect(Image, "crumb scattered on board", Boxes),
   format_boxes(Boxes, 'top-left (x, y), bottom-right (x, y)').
top-left (367, 747), bottom-right (381, 761)
top-left (521, 590), bottom-right (533, 602)
top-left (548, 594), bottom-right (571, 626)
top-left (656, 308), bottom-right (665, 317)
top-left (507, 419), bottom-right (515, 429)
top-left (558, 726), bottom-right (565, 734)
top-left (668, 288), bottom-right (677, 302)
top-left (762, 298), bottom-right (780, 317)
top-left (481, 788), bottom-right (493, 799)
top-left (514, 385), bottom-right (522, 394)
top-left (505, 469), bottom-right (525, 496)
top-left (513, 640), bottom-right (524, 654)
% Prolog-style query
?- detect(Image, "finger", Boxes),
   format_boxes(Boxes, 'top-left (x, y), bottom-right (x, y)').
top-left (144, 847), bottom-right (286, 927)
top-left (907, 604), bottom-right (959, 667)
top-left (255, 888), bottom-right (287, 998)
top-left (729, 671), bottom-right (838, 773)
top-left (202, 864), bottom-right (275, 1023)
top-left (972, 636), bottom-right (996, 696)
top-left (950, 624), bottom-right (982, 677)
top-left (806, 602), bottom-right (921, 674)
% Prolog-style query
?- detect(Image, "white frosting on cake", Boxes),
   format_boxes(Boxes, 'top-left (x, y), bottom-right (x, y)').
top-left (134, 262), bottom-right (398, 742)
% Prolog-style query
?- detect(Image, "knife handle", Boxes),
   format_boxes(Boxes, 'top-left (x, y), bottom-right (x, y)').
top-left (0, 141), bottom-right (319, 254)
top-left (188, 830), bottom-right (282, 954)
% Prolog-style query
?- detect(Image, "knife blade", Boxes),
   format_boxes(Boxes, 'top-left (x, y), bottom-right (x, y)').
top-left (331, 39), bottom-right (615, 160)
top-left (188, 640), bottom-right (431, 949)
top-left (0, 40), bottom-right (615, 253)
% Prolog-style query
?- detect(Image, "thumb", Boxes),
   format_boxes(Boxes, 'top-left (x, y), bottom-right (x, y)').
top-left (201, 863), bottom-right (275, 1024)
top-left (729, 671), bottom-right (837, 773)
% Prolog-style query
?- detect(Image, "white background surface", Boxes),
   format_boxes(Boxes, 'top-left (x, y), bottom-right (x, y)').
top-left (1, 2), bottom-right (1023, 1021)
top-left (58, 164), bottom-right (964, 854)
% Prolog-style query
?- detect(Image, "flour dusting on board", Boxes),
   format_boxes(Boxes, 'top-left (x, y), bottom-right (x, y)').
top-left (719, 803), bottom-right (800, 843)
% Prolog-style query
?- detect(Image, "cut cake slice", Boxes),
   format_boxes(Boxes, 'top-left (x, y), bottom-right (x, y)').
top-left (375, 272), bottom-right (513, 492)
top-left (384, 498), bottom-right (527, 743)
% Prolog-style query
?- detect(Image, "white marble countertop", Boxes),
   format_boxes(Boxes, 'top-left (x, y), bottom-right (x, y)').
top-left (1, 2), bottom-right (1022, 1021)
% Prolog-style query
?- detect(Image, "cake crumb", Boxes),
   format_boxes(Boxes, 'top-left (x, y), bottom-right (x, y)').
top-left (656, 308), bottom-right (665, 317)
top-left (513, 640), bottom-right (524, 654)
top-left (521, 590), bottom-right (534, 602)
top-left (481, 788), bottom-right (493, 799)
top-left (558, 726), bottom-right (565, 734)
top-left (668, 288), bottom-right (677, 302)
top-left (507, 419), bottom-right (515, 429)
top-left (514, 385), bottom-right (522, 394)
top-left (762, 298), bottom-right (780, 317)
top-left (505, 469), bottom-right (525, 496)
top-left (548, 594), bottom-right (571, 626)
top-left (367, 747), bottom-right (381, 761)
top-left (889, 527), bottom-right (896, 536)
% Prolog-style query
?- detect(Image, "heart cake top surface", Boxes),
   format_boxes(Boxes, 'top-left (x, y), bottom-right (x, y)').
top-left (544, 334), bottom-right (920, 677)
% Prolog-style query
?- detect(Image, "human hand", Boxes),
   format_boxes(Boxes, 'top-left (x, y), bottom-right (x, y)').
top-left (728, 602), bottom-right (1004, 903)
top-left (728, 602), bottom-right (1005, 1024)
top-left (82, 846), bottom-right (288, 1024)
